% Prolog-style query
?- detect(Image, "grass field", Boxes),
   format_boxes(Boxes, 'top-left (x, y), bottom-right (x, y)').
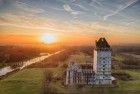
top-left (118, 70), bottom-right (140, 91)
top-left (112, 54), bottom-right (126, 62)
top-left (0, 53), bottom-right (140, 94)
top-left (44, 53), bottom-right (140, 94)
top-left (121, 53), bottom-right (140, 59)
top-left (0, 68), bottom-right (44, 94)
top-left (0, 68), bottom-right (140, 94)
top-left (45, 68), bottom-right (140, 94)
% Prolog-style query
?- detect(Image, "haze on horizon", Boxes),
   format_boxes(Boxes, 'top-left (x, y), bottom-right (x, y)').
top-left (0, 0), bottom-right (140, 46)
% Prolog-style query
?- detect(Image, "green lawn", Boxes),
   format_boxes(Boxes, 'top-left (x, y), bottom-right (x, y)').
top-left (47, 69), bottom-right (140, 94)
top-left (0, 68), bottom-right (140, 94)
top-left (112, 54), bottom-right (126, 62)
top-left (0, 53), bottom-right (140, 94)
top-left (118, 70), bottom-right (140, 91)
top-left (48, 52), bottom-right (140, 94)
top-left (0, 68), bottom-right (44, 94)
top-left (80, 70), bottom-right (140, 94)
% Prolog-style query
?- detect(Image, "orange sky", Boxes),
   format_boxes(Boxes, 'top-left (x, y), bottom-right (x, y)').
top-left (1, 30), bottom-right (140, 46)
top-left (0, 0), bottom-right (140, 46)
top-left (0, 16), bottom-right (140, 46)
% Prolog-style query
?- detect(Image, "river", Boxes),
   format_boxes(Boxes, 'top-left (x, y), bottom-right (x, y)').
top-left (0, 50), bottom-right (64, 77)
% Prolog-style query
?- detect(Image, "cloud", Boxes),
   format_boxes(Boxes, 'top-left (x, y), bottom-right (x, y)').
top-left (91, 0), bottom-right (103, 6)
top-left (0, 21), bottom-right (66, 33)
top-left (63, 4), bottom-right (73, 12)
top-left (0, 0), bottom-right (4, 6)
top-left (15, 1), bottom-right (45, 14)
top-left (103, 0), bottom-right (138, 20)
top-left (0, 15), bottom-right (139, 39)
top-left (63, 4), bottom-right (81, 17)
top-left (0, 0), bottom-right (139, 34)
top-left (0, 12), bottom-right (55, 30)
top-left (74, 3), bottom-right (88, 11)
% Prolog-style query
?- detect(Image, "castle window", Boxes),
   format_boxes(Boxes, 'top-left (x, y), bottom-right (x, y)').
top-left (102, 57), bottom-right (105, 60)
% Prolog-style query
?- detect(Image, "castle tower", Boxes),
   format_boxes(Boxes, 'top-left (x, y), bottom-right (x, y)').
top-left (93, 38), bottom-right (112, 85)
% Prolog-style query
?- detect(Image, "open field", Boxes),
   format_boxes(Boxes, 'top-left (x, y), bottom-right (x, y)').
top-left (0, 51), bottom-right (140, 94)
top-left (118, 70), bottom-right (140, 91)
top-left (121, 53), bottom-right (140, 59)
top-left (43, 53), bottom-right (140, 94)
top-left (0, 68), bottom-right (44, 94)
top-left (1, 68), bottom-right (139, 94)
top-left (0, 64), bottom-right (140, 94)
top-left (44, 67), bottom-right (140, 94)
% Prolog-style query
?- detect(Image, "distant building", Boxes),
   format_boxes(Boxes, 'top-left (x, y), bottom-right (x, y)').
top-left (66, 38), bottom-right (115, 86)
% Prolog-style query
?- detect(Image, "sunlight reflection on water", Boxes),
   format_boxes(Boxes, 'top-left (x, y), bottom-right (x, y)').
top-left (0, 50), bottom-right (64, 77)
top-left (0, 66), bottom-right (13, 76)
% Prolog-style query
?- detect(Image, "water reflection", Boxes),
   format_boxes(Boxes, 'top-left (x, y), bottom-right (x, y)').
top-left (0, 66), bottom-right (14, 76)
top-left (0, 50), bottom-right (64, 77)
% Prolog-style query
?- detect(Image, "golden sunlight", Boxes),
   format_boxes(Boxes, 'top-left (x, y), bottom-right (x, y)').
top-left (40, 33), bottom-right (57, 44)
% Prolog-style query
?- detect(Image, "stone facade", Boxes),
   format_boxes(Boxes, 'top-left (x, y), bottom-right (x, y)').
top-left (66, 63), bottom-right (94, 85)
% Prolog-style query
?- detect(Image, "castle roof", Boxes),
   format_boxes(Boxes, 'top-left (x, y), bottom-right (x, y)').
top-left (95, 38), bottom-right (111, 51)
top-left (80, 64), bottom-right (93, 70)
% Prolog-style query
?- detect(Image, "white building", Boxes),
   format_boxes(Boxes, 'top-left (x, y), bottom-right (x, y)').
top-left (66, 38), bottom-right (115, 86)
top-left (93, 38), bottom-right (112, 85)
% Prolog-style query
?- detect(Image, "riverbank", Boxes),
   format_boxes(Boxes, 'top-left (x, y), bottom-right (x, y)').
top-left (0, 50), bottom-right (65, 82)
top-left (0, 68), bottom-right (19, 80)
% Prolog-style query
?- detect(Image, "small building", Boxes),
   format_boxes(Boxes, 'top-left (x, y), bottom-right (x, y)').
top-left (66, 37), bottom-right (115, 86)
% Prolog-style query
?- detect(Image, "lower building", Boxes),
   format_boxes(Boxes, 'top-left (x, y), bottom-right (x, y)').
top-left (66, 62), bottom-right (94, 85)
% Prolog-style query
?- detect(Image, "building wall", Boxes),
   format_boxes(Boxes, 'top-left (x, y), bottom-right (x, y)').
top-left (66, 49), bottom-right (113, 85)
top-left (94, 79), bottom-right (112, 85)
top-left (66, 69), bottom-right (69, 85)
top-left (94, 50), bottom-right (111, 73)
top-left (93, 50), bottom-right (97, 72)
top-left (94, 50), bottom-right (112, 85)
top-left (98, 51), bottom-right (111, 74)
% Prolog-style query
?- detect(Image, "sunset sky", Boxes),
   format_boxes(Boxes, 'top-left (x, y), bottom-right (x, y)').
top-left (0, 0), bottom-right (140, 45)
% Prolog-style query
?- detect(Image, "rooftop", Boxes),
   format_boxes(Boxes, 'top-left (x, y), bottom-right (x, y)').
top-left (95, 38), bottom-right (111, 50)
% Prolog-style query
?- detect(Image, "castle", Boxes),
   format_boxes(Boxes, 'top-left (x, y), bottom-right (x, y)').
top-left (66, 38), bottom-right (115, 85)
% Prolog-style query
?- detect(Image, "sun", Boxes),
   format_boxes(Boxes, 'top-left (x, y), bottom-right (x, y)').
top-left (40, 33), bottom-right (57, 44)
